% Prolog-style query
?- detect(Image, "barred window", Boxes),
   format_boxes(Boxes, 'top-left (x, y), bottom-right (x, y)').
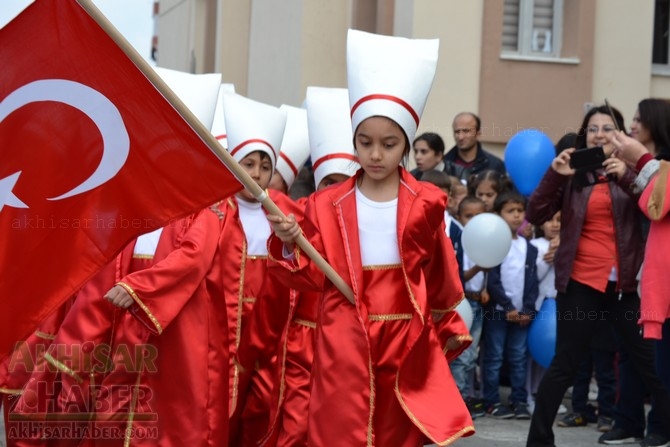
top-left (502, 0), bottom-right (564, 57)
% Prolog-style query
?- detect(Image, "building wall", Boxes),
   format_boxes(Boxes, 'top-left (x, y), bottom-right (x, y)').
top-left (479, 0), bottom-right (596, 149)
top-left (157, 0), bottom-right (670, 156)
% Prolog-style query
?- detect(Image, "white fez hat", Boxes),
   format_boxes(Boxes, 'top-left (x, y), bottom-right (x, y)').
top-left (276, 105), bottom-right (310, 189)
top-left (346, 29), bottom-right (439, 144)
top-left (222, 92), bottom-right (287, 169)
top-left (306, 87), bottom-right (360, 188)
top-left (211, 83), bottom-right (236, 146)
top-left (152, 66), bottom-right (222, 131)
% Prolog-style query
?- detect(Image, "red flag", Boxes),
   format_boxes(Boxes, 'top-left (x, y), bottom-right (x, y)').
top-left (0, 0), bottom-right (242, 359)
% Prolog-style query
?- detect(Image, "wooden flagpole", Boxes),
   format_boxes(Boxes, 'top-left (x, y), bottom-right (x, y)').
top-left (75, 0), bottom-right (355, 304)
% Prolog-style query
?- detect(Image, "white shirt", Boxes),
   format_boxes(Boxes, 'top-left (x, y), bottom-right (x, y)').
top-left (530, 237), bottom-right (557, 310)
top-left (237, 198), bottom-right (271, 256)
top-left (497, 237), bottom-right (527, 312)
top-left (356, 186), bottom-right (401, 267)
top-left (133, 227), bottom-right (163, 257)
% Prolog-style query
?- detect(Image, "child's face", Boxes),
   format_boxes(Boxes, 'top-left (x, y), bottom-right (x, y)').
top-left (499, 201), bottom-right (526, 236)
top-left (458, 202), bottom-right (486, 227)
top-left (475, 180), bottom-right (497, 212)
top-left (541, 211), bottom-right (561, 239)
top-left (268, 171), bottom-right (287, 193)
top-left (317, 173), bottom-right (349, 191)
top-left (236, 151), bottom-right (273, 202)
top-left (354, 116), bottom-right (406, 183)
top-left (447, 184), bottom-right (467, 215)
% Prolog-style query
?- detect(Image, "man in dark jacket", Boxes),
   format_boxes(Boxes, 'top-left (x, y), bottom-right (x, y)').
top-left (444, 112), bottom-right (506, 183)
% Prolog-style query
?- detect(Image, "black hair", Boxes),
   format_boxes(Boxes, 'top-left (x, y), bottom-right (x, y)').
top-left (554, 132), bottom-right (578, 156)
top-left (420, 170), bottom-right (451, 191)
top-left (467, 169), bottom-right (513, 197)
top-left (575, 104), bottom-right (626, 150)
top-left (637, 98), bottom-right (670, 160)
top-left (493, 191), bottom-right (526, 214)
top-left (413, 132), bottom-right (446, 156)
top-left (457, 195), bottom-right (486, 215)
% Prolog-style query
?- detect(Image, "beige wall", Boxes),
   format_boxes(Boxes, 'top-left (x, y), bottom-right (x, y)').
top-left (479, 0), bottom-right (596, 147)
top-left (411, 1), bottom-right (484, 149)
top-left (158, 0), bottom-right (670, 155)
top-left (156, 0), bottom-right (192, 70)
top-left (591, 0), bottom-right (655, 126)
top-left (214, 0), bottom-right (251, 94)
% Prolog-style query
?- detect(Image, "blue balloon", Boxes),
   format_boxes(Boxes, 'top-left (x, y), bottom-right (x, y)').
top-left (504, 129), bottom-right (555, 196)
top-left (528, 298), bottom-right (556, 368)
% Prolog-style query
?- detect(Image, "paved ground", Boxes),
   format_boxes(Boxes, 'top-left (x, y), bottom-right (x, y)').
top-left (0, 389), bottom-right (640, 447)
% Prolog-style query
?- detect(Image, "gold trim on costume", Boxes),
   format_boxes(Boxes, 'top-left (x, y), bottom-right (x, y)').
top-left (34, 330), bottom-right (56, 340)
top-left (246, 255), bottom-right (268, 260)
top-left (242, 297), bottom-right (256, 304)
top-left (0, 387), bottom-right (23, 395)
top-left (443, 335), bottom-right (474, 355)
top-left (394, 373), bottom-right (476, 445)
top-left (292, 318), bottom-right (316, 329)
top-left (230, 238), bottom-right (248, 414)
top-left (368, 313), bottom-right (413, 322)
top-left (131, 254), bottom-right (154, 260)
top-left (367, 356), bottom-right (375, 447)
top-left (124, 372), bottom-right (143, 447)
top-left (117, 282), bottom-right (163, 335)
top-left (209, 202), bottom-right (225, 220)
top-left (361, 263), bottom-right (402, 271)
top-left (44, 352), bottom-right (83, 384)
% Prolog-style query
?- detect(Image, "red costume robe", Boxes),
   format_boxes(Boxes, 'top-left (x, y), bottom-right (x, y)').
top-left (267, 168), bottom-right (474, 446)
top-left (11, 208), bottom-right (229, 447)
top-left (218, 190), bottom-right (302, 447)
top-left (236, 200), bottom-right (315, 447)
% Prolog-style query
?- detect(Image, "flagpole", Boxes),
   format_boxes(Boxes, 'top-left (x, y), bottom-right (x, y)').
top-left (75, 0), bottom-right (356, 304)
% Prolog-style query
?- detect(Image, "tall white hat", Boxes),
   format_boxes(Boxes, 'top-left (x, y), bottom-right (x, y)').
top-left (152, 66), bottom-right (222, 131)
top-left (346, 29), bottom-right (439, 144)
top-left (306, 86), bottom-right (360, 188)
top-left (222, 93), bottom-right (286, 169)
top-left (211, 83), bottom-right (236, 146)
top-left (276, 105), bottom-right (310, 189)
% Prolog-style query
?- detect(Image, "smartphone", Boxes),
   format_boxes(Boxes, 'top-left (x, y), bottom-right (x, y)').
top-left (569, 146), bottom-right (606, 170)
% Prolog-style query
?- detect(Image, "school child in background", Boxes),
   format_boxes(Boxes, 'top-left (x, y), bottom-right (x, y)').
top-left (450, 195), bottom-right (489, 418)
top-left (268, 105), bottom-right (311, 196)
top-left (447, 175), bottom-right (468, 219)
top-left (421, 170), bottom-right (463, 247)
top-left (267, 29), bottom-right (473, 446)
top-left (483, 192), bottom-right (539, 420)
top-left (526, 210), bottom-right (565, 415)
top-left (237, 85), bottom-right (360, 447)
top-left (469, 170), bottom-right (513, 212)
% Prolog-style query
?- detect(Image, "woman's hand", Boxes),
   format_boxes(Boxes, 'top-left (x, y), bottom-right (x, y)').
top-left (611, 131), bottom-right (650, 169)
top-left (552, 148), bottom-right (577, 176)
top-left (603, 154), bottom-right (627, 179)
top-left (104, 285), bottom-right (133, 309)
top-left (267, 213), bottom-right (301, 250)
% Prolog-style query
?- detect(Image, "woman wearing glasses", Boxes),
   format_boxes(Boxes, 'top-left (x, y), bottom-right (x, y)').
top-left (524, 105), bottom-right (670, 447)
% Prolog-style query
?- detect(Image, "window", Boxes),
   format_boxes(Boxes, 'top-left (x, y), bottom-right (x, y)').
top-left (653, 0), bottom-right (669, 65)
top-left (502, 0), bottom-right (564, 58)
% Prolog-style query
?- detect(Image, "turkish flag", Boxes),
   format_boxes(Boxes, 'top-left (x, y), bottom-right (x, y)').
top-left (0, 0), bottom-right (242, 360)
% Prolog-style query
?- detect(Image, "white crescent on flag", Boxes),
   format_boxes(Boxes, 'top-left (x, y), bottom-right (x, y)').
top-left (0, 78), bottom-right (130, 208)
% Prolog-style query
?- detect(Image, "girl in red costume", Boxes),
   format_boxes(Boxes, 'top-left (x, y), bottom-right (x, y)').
top-left (267, 29), bottom-right (474, 447)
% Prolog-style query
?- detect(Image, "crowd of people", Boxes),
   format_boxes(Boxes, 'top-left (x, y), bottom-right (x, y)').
top-left (0, 28), bottom-right (669, 447)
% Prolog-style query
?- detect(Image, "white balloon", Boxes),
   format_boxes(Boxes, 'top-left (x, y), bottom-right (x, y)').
top-left (461, 213), bottom-right (512, 268)
top-left (455, 299), bottom-right (474, 331)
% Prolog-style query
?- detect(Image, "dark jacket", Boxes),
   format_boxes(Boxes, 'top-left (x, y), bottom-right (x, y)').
top-left (526, 168), bottom-right (644, 294)
top-left (442, 143), bottom-right (506, 181)
top-left (486, 238), bottom-right (539, 314)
